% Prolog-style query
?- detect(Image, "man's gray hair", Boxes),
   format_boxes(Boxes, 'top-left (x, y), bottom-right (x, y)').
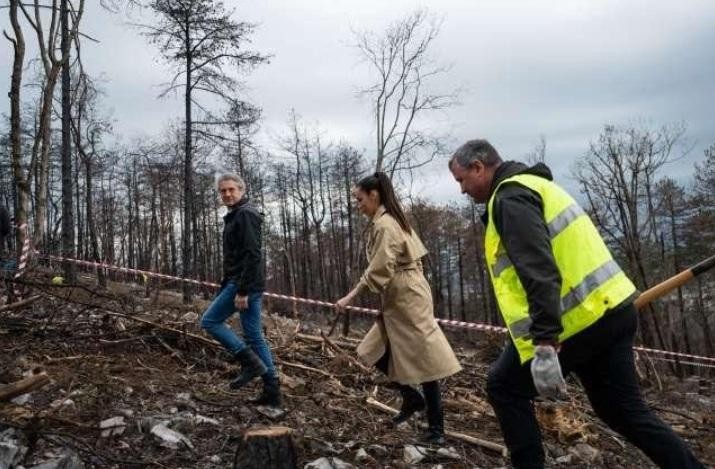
top-left (216, 172), bottom-right (246, 191)
top-left (449, 139), bottom-right (503, 169)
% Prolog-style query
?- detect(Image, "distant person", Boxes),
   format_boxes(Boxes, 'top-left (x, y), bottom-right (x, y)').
top-left (448, 139), bottom-right (704, 469)
top-left (335, 172), bottom-right (462, 444)
top-left (0, 206), bottom-right (10, 260)
top-left (200, 173), bottom-right (281, 407)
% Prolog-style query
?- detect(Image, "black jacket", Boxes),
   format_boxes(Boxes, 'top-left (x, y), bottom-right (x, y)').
top-left (222, 197), bottom-right (265, 295)
top-left (481, 161), bottom-right (563, 343)
top-left (0, 207), bottom-right (10, 238)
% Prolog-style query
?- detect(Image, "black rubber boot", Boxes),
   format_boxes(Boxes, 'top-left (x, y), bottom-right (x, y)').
top-left (249, 375), bottom-right (282, 407)
top-left (420, 380), bottom-right (445, 445)
top-left (230, 348), bottom-right (268, 390)
top-left (392, 384), bottom-right (425, 425)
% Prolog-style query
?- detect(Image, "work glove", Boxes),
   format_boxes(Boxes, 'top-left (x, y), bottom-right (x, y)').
top-left (530, 344), bottom-right (567, 399)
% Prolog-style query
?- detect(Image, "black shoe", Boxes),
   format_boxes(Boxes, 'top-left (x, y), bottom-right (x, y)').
top-left (421, 380), bottom-right (445, 445)
top-left (230, 348), bottom-right (268, 390)
top-left (392, 384), bottom-right (425, 425)
top-left (419, 429), bottom-right (445, 445)
top-left (249, 375), bottom-right (282, 407)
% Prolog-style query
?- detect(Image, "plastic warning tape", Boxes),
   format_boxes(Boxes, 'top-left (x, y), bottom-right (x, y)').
top-left (39, 253), bottom-right (715, 365)
top-left (14, 223), bottom-right (30, 279)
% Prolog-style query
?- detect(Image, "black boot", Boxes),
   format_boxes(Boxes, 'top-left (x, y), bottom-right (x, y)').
top-left (250, 375), bottom-right (282, 407)
top-left (392, 384), bottom-right (425, 425)
top-left (420, 380), bottom-right (445, 445)
top-left (230, 348), bottom-right (268, 390)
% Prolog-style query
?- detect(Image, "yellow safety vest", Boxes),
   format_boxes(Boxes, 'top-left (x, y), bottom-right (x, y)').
top-left (485, 174), bottom-right (636, 363)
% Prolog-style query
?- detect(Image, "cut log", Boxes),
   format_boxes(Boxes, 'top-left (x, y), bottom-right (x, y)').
top-left (233, 426), bottom-right (297, 469)
top-left (0, 372), bottom-right (50, 402)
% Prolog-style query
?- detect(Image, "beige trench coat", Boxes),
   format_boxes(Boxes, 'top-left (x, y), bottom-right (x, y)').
top-left (355, 206), bottom-right (462, 385)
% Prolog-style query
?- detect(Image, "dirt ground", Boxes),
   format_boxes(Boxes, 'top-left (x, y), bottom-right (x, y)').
top-left (1, 271), bottom-right (714, 468)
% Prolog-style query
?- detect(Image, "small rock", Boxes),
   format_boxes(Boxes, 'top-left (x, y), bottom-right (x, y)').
top-left (209, 455), bottom-right (221, 464)
top-left (568, 443), bottom-right (600, 463)
top-left (180, 312), bottom-right (198, 322)
top-left (354, 448), bottom-right (372, 463)
top-left (304, 457), bottom-right (354, 469)
top-left (308, 440), bottom-right (339, 455)
top-left (150, 423), bottom-right (194, 450)
top-left (1, 441), bottom-right (21, 469)
top-left (28, 449), bottom-right (83, 469)
top-left (49, 398), bottom-right (75, 409)
top-left (403, 445), bottom-right (428, 465)
top-left (119, 409), bottom-right (134, 418)
top-left (10, 393), bottom-right (31, 405)
top-left (367, 444), bottom-right (388, 457)
top-left (255, 405), bottom-right (286, 420)
top-left (435, 446), bottom-right (460, 460)
top-left (342, 440), bottom-right (357, 450)
top-left (99, 416), bottom-right (126, 437)
top-left (194, 414), bottom-right (220, 425)
top-left (555, 454), bottom-right (574, 464)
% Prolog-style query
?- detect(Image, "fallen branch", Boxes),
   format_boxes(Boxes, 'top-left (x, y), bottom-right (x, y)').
top-left (0, 372), bottom-right (50, 402)
top-left (0, 295), bottom-right (41, 313)
top-left (320, 331), bottom-right (372, 374)
top-left (365, 396), bottom-right (508, 456)
top-left (281, 361), bottom-right (333, 377)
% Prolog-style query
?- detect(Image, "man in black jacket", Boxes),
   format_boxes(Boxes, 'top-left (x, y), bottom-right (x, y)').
top-left (0, 206), bottom-right (10, 260)
top-left (200, 173), bottom-right (281, 407)
top-left (449, 139), bottom-right (703, 469)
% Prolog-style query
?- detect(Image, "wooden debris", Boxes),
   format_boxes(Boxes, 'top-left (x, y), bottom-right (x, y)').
top-left (0, 371), bottom-right (50, 402)
top-left (365, 396), bottom-right (508, 456)
top-left (0, 295), bottom-right (41, 313)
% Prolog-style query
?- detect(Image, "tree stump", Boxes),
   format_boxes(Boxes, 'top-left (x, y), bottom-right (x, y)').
top-left (233, 426), bottom-right (297, 469)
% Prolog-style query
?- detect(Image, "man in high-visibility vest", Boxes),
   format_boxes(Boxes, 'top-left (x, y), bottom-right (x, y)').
top-left (449, 139), bottom-right (703, 469)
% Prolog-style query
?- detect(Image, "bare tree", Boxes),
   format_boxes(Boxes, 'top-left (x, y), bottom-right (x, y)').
top-left (4, 0), bottom-right (29, 266)
top-left (142, 0), bottom-right (269, 302)
top-left (18, 0), bottom-right (84, 248)
top-left (354, 9), bottom-right (459, 175)
top-left (573, 123), bottom-right (686, 349)
top-left (525, 135), bottom-right (547, 165)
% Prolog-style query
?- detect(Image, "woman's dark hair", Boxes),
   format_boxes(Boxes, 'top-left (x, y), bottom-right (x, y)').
top-left (356, 172), bottom-right (412, 233)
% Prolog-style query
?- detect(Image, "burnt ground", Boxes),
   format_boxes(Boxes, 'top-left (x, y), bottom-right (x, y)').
top-left (1, 270), bottom-right (713, 468)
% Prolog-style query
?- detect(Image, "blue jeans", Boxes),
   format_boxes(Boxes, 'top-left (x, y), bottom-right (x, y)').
top-left (200, 280), bottom-right (276, 378)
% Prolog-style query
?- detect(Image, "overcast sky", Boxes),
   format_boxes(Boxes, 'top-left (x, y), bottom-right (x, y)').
top-left (2, 0), bottom-right (714, 203)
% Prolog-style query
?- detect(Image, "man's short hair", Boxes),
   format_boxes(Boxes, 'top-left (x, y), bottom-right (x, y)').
top-left (449, 139), bottom-right (502, 169)
top-left (216, 172), bottom-right (246, 191)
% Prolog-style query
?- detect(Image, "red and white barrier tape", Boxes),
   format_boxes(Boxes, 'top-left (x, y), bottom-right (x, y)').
top-left (645, 356), bottom-right (715, 369)
top-left (14, 223), bottom-right (30, 279)
top-left (36, 253), bottom-right (715, 366)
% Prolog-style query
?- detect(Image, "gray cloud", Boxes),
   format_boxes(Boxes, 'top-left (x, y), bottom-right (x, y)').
top-left (1, 0), bottom-right (713, 202)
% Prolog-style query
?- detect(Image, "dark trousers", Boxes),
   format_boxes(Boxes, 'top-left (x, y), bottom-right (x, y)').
top-left (375, 348), bottom-right (441, 423)
top-left (487, 304), bottom-right (704, 469)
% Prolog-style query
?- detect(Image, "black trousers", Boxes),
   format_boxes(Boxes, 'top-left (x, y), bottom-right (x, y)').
top-left (486, 303), bottom-right (704, 469)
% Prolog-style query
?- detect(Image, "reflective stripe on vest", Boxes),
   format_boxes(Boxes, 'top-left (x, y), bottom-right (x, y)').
top-left (508, 258), bottom-right (624, 338)
top-left (492, 202), bottom-right (586, 277)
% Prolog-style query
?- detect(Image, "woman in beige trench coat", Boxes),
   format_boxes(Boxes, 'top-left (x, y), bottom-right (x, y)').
top-left (336, 172), bottom-right (462, 444)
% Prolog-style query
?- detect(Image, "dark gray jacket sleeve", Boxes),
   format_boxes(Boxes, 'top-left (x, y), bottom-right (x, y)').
top-left (493, 184), bottom-right (563, 342)
top-left (233, 209), bottom-right (263, 296)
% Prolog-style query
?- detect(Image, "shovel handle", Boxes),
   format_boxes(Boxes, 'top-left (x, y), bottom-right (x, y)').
top-left (634, 254), bottom-right (715, 310)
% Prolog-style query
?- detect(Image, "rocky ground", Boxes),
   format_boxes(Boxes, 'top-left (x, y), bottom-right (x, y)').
top-left (1, 271), bottom-right (714, 468)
